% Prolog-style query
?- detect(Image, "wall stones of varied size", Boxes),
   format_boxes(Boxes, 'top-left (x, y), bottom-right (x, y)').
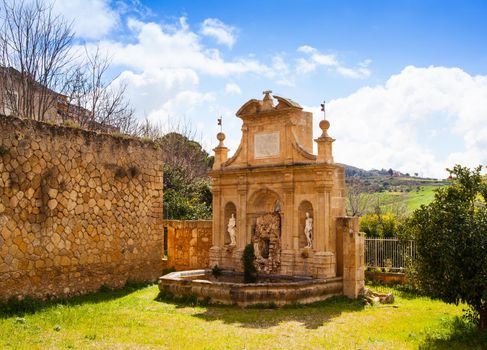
top-left (0, 114), bottom-right (164, 300)
top-left (163, 220), bottom-right (212, 271)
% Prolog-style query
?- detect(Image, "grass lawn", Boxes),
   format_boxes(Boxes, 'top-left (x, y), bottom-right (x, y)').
top-left (378, 185), bottom-right (439, 213)
top-left (1, 284), bottom-right (486, 349)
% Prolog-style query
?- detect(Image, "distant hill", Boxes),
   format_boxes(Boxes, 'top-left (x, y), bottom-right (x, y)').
top-left (339, 163), bottom-right (408, 178)
top-left (339, 163), bottom-right (443, 180)
top-left (339, 163), bottom-right (448, 194)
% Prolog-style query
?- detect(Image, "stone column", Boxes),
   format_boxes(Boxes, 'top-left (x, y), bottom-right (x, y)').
top-left (337, 216), bottom-right (365, 298)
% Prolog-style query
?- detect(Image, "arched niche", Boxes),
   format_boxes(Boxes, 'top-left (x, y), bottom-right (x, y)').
top-left (248, 189), bottom-right (281, 215)
top-left (298, 200), bottom-right (314, 248)
top-left (247, 188), bottom-right (282, 243)
top-left (224, 201), bottom-right (237, 245)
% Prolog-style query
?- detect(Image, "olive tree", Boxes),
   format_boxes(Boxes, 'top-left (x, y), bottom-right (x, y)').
top-left (404, 165), bottom-right (487, 329)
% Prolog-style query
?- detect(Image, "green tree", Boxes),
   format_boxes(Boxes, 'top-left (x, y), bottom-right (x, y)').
top-left (404, 165), bottom-right (487, 329)
top-left (159, 132), bottom-right (213, 220)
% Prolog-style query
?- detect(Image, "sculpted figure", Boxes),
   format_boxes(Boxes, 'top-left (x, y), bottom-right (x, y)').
top-left (228, 213), bottom-right (237, 245)
top-left (304, 212), bottom-right (313, 248)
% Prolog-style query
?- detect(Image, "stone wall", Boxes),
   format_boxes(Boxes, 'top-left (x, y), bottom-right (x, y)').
top-left (163, 220), bottom-right (212, 271)
top-left (336, 216), bottom-right (365, 298)
top-left (0, 114), bottom-right (164, 300)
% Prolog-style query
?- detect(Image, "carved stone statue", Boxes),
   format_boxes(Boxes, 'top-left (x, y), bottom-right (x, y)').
top-left (227, 213), bottom-right (236, 245)
top-left (304, 212), bottom-right (313, 248)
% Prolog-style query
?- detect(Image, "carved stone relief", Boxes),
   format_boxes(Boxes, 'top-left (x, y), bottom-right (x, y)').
top-left (252, 212), bottom-right (281, 274)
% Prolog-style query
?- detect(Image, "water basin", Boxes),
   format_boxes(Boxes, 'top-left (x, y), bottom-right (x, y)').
top-left (158, 269), bottom-right (343, 307)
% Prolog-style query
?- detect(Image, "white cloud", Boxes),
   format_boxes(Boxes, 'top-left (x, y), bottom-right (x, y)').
top-left (297, 45), bottom-right (317, 54)
top-left (310, 66), bottom-right (487, 178)
top-left (271, 55), bottom-right (294, 86)
top-left (116, 68), bottom-right (200, 117)
top-left (99, 18), bottom-right (268, 77)
top-left (85, 16), bottom-right (275, 126)
top-left (225, 83), bottom-right (241, 95)
top-left (53, 0), bottom-right (119, 39)
top-left (200, 18), bottom-right (237, 48)
top-left (297, 45), bottom-right (371, 79)
top-left (146, 90), bottom-right (216, 123)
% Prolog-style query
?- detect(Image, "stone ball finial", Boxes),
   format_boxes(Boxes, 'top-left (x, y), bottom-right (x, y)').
top-left (216, 132), bottom-right (226, 147)
top-left (319, 119), bottom-right (330, 132)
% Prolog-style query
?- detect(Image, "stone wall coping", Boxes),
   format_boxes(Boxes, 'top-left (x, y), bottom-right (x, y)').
top-left (163, 220), bottom-right (212, 224)
top-left (0, 113), bottom-right (160, 150)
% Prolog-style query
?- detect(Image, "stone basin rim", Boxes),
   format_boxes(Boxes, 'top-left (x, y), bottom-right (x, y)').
top-left (159, 269), bottom-right (343, 287)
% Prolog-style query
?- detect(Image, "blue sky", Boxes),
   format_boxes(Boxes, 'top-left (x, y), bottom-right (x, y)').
top-left (53, 0), bottom-right (487, 178)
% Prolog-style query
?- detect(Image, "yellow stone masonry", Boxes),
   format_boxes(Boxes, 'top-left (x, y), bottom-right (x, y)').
top-left (0, 114), bottom-right (164, 300)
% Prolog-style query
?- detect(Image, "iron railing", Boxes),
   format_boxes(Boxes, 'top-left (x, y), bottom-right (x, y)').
top-left (365, 238), bottom-right (416, 272)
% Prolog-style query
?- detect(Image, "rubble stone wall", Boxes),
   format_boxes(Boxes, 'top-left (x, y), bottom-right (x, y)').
top-left (0, 114), bottom-right (164, 300)
top-left (163, 220), bottom-right (212, 271)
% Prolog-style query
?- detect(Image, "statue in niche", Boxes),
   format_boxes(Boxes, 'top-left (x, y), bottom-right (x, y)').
top-left (227, 213), bottom-right (237, 245)
top-left (274, 200), bottom-right (281, 213)
top-left (304, 212), bottom-right (313, 248)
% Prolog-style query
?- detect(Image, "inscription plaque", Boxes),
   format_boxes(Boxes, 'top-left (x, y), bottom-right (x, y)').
top-left (254, 132), bottom-right (280, 158)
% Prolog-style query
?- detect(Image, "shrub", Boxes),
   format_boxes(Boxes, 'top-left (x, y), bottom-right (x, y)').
top-left (360, 213), bottom-right (398, 237)
top-left (242, 244), bottom-right (257, 283)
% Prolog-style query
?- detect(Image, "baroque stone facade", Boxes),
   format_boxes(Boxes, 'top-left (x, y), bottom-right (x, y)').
top-left (209, 92), bottom-right (364, 297)
top-left (0, 114), bottom-right (164, 300)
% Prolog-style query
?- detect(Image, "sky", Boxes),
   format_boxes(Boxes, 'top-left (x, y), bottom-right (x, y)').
top-left (52, 0), bottom-right (487, 178)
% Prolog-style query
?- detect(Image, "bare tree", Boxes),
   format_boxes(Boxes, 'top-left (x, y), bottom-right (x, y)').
top-left (346, 176), bottom-right (373, 216)
top-left (0, 0), bottom-right (73, 121)
top-left (65, 46), bottom-right (136, 133)
top-left (0, 0), bottom-right (137, 133)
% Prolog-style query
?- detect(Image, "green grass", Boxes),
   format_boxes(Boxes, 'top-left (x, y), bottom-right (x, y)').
top-left (1, 284), bottom-right (486, 349)
top-left (404, 185), bottom-right (437, 210)
top-left (378, 185), bottom-right (439, 213)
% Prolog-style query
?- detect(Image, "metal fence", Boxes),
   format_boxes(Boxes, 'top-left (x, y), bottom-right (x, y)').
top-left (365, 238), bottom-right (416, 272)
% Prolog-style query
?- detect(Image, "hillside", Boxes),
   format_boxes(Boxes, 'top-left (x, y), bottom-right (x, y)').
top-left (342, 163), bottom-right (448, 214)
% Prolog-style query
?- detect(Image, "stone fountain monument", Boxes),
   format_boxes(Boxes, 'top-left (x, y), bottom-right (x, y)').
top-left (159, 91), bottom-right (364, 305)
top-left (209, 91), bottom-right (364, 297)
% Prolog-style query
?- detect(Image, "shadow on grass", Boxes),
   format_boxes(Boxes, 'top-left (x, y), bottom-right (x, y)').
top-left (419, 317), bottom-right (487, 350)
top-left (0, 281), bottom-right (153, 319)
top-left (155, 291), bottom-right (365, 330)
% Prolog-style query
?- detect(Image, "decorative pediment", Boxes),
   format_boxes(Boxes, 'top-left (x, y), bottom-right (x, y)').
top-left (236, 94), bottom-right (302, 118)
top-left (235, 99), bottom-right (262, 117)
top-left (274, 95), bottom-right (302, 110)
top-left (212, 91), bottom-right (335, 169)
